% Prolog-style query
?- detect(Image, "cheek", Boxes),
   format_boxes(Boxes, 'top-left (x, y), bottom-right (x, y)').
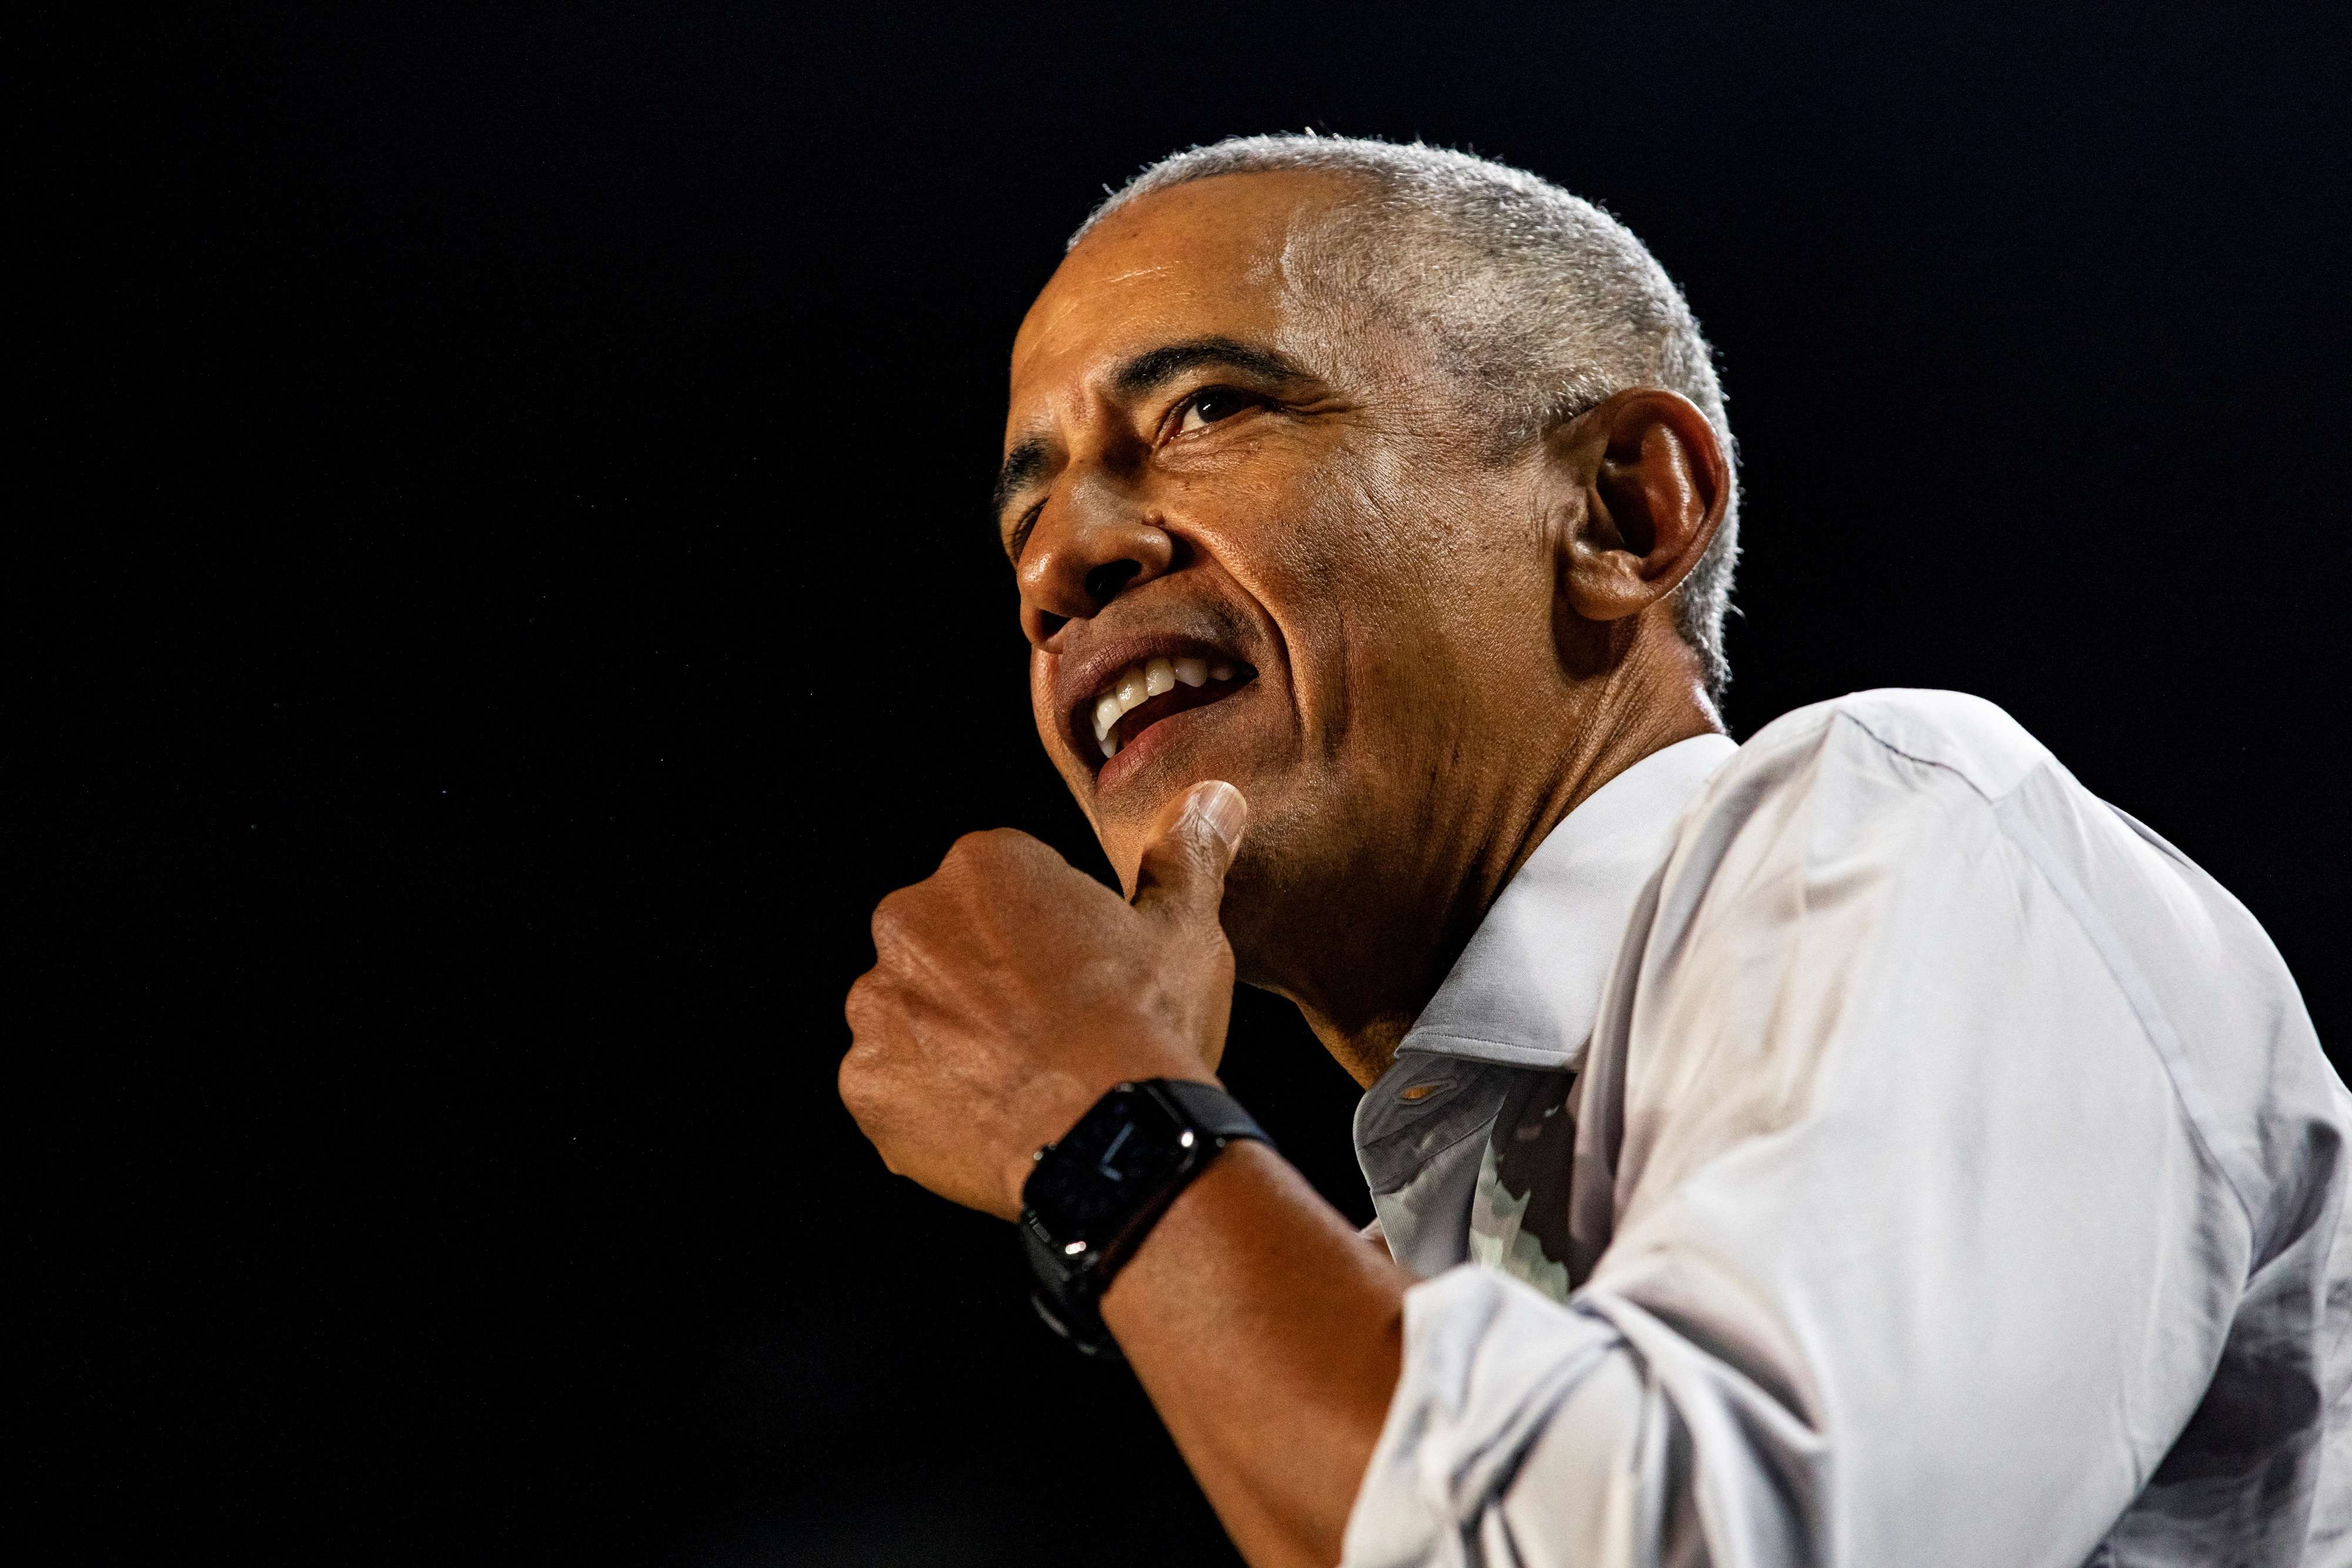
top-left (1268, 433), bottom-right (1474, 634)
top-left (1242, 470), bottom-right (1378, 641)
top-left (1262, 470), bottom-right (1454, 741)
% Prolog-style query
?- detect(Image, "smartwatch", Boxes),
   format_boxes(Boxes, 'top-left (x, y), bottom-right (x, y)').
top-left (1018, 1078), bottom-right (1271, 1359)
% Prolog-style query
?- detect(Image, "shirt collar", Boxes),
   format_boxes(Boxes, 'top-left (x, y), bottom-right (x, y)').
top-left (1396, 733), bottom-right (1739, 1072)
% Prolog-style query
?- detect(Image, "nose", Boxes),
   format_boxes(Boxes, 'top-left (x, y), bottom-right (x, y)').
top-left (1017, 467), bottom-right (1177, 646)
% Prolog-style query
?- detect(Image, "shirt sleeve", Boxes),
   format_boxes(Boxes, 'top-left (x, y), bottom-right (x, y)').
top-left (1342, 708), bottom-right (2252, 1567)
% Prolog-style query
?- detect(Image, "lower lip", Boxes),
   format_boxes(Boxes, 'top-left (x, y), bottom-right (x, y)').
top-left (1093, 681), bottom-right (1254, 795)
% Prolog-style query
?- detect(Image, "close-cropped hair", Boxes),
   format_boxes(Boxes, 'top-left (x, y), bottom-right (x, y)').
top-left (1077, 133), bottom-right (1742, 700)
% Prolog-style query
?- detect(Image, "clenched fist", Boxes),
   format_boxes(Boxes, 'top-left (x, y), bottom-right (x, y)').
top-left (839, 781), bottom-right (1250, 1219)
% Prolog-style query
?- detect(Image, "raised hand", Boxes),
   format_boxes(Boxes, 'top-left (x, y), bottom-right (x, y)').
top-left (839, 781), bottom-right (1250, 1219)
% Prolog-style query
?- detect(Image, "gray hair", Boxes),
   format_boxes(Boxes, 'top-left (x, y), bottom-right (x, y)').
top-left (1073, 134), bottom-right (1740, 700)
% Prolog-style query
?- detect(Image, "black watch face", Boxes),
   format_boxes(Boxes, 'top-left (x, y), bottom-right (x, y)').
top-left (1031, 1087), bottom-right (1190, 1236)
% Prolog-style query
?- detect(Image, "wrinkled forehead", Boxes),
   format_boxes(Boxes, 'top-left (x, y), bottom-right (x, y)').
top-left (1006, 172), bottom-right (1362, 428)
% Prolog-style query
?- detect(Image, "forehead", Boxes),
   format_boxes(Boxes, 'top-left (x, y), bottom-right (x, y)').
top-left (1007, 171), bottom-right (1359, 426)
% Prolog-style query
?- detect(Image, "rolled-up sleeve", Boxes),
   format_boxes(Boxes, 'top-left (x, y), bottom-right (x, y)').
top-left (1343, 710), bottom-right (2254, 1567)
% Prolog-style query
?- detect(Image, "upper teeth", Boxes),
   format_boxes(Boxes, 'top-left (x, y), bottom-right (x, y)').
top-left (1091, 656), bottom-right (1239, 758)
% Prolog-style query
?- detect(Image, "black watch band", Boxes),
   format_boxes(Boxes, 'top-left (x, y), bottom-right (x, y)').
top-left (1017, 1079), bottom-right (1270, 1359)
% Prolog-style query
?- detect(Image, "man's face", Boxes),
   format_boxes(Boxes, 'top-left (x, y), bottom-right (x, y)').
top-left (998, 173), bottom-right (1556, 975)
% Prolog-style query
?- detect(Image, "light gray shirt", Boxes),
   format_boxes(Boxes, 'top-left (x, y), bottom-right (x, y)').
top-left (1342, 690), bottom-right (2350, 1567)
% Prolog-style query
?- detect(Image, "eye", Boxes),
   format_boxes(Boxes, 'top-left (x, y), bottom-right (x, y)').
top-left (1004, 500), bottom-right (1044, 564)
top-left (1173, 386), bottom-right (1257, 436)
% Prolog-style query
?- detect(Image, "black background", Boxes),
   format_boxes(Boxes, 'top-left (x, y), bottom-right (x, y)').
top-left (39, 6), bottom-right (2351, 1564)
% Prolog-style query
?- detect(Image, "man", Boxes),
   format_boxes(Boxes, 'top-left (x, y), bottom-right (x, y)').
top-left (837, 135), bottom-right (2350, 1567)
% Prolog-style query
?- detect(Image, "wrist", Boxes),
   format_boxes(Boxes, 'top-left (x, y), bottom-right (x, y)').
top-left (1096, 1136), bottom-right (1276, 1318)
top-left (1015, 1079), bottom-right (1269, 1358)
top-left (1006, 1077), bottom-right (1109, 1215)
top-left (1006, 1066), bottom-right (1225, 1216)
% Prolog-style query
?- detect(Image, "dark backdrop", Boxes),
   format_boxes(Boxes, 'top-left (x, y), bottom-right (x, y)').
top-left (40, 6), bottom-right (2351, 1565)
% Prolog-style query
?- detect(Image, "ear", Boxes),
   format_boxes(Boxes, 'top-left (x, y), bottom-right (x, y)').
top-left (1551, 387), bottom-right (1728, 624)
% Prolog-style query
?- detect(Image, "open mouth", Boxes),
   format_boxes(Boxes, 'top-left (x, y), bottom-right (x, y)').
top-left (1081, 654), bottom-right (1258, 764)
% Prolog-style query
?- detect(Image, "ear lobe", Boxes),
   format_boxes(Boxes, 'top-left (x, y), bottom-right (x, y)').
top-left (1557, 389), bottom-right (1726, 624)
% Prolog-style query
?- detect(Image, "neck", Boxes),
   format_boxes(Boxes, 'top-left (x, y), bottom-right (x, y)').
top-left (1264, 638), bottom-right (1721, 1087)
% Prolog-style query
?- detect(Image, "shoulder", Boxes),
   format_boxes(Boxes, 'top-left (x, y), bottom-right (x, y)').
top-left (1657, 703), bottom-right (2340, 1268)
top-left (1728, 687), bottom-right (2055, 807)
top-left (1664, 690), bottom-right (2063, 890)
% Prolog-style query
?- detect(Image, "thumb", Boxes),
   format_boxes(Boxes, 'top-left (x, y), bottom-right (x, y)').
top-left (1131, 780), bottom-right (1249, 934)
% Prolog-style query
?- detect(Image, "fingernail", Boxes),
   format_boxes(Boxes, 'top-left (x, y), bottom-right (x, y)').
top-left (1188, 780), bottom-right (1248, 855)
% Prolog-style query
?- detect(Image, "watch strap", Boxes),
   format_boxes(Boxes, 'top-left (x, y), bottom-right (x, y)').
top-left (1023, 1215), bottom-right (1119, 1356)
top-left (1157, 1078), bottom-right (1269, 1149)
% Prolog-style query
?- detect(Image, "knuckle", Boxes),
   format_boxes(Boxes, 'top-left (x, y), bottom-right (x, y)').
top-left (868, 893), bottom-right (912, 950)
top-left (841, 979), bottom-right (896, 1063)
top-left (836, 1049), bottom-right (869, 1112)
top-left (943, 828), bottom-right (1005, 870)
top-left (844, 970), bottom-right (910, 1042)
top-left (837, 1039), bottom-right (888, 1116)
top-left (947, 826), bottom-right (1038, 868)
top-left (843, 972), bottom-right (877, 1028)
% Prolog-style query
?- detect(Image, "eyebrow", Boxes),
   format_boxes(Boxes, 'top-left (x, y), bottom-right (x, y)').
top-left (991, 437), bottom-right (1051, 529)
top-left (1109, 335), bottom-right (1307, 400)
top-left (990, 335), bottom-right (1315, 529)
